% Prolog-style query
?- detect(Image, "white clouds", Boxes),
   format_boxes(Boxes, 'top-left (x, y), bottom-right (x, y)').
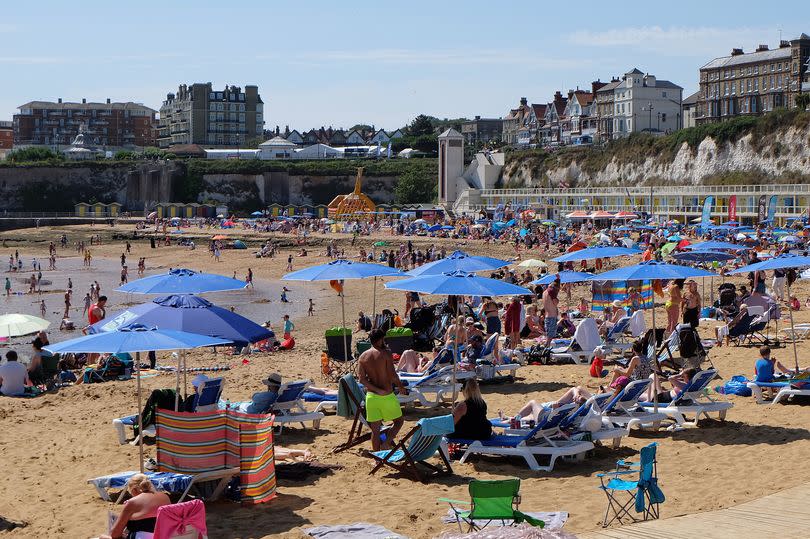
top-left (569, 26), bottom-right (769, 56)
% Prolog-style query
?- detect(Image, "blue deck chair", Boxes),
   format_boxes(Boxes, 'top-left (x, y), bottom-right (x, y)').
top-left (368, 414), bottom-right (454, 482)
top-left (602, 316), bottom-right (633, 352)
top-left (600, 379), bottom-right (666, 430)
top-left (268, 380), bottom-right (324, 431)
top-left (112, 377), bottom-right (224, 445)
top-left (640, 368), bottom-right (731, 428)
top-left (598, 442), bottom-right (664, 527)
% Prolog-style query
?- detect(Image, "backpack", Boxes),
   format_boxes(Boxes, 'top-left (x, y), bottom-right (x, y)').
top-left (678, 326), bottom-right (700, 358)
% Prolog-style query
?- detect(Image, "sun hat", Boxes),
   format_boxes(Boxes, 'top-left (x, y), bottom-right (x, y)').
top-left (611, 299), bottom-right (623, 308)
top-left (465, 317), bottom-right (475, 324)
top-left (610, 375), bottom-right (630, 389)
top-left (262, 372), bottom-right (282, 387)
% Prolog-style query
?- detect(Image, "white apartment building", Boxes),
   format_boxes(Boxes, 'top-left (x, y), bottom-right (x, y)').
top-left (612, 68), bottom-right (683, 138)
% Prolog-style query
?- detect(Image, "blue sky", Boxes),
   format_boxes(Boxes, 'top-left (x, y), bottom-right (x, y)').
top-left (1, 0), bottom-right (806, 132)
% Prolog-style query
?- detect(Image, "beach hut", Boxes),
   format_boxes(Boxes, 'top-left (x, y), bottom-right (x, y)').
top-left (284, 205), bottom-right (297, 217)
top-left (107, 202), bottom-right (122, 217)
top-left (183, 204), bottom-right (198, 219)
top-left (74, 202), bottom-right (90, 217)
top-left (92, 202), bottom-right (106, 217)
top-left (315, 205), bottom-right (328, 218)
top-left (268, 204), bottom-right (281, 217)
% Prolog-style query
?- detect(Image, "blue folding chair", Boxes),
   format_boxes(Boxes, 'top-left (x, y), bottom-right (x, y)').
top-left (368, 414), bottom-right (454, 482)
top-left (597, 442), bottom-right (664, 527)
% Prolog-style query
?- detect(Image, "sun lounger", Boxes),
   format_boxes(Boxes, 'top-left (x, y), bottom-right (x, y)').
top-left (113, 377), bottom-right (224, 445)
top-left (747, 377), bottom-right (810, 404)
top-left (265, 380), bottom-right (325, 431)
top-left (600, 379), bottom-right (666, 430)
top-left (602, 316), bottom-right (633, 353)
top-left (88, 468), bottom-right (239, 504)
top-left (640, 368), bottom-right (731, 428)
top-left (368, 415), bottom-right (454, 482)
top-left (456, 407), bottom-right (594, 472)
top-left (401, 367), bottom-right (461, 407)
top-left (559, 393), bottom-right (627, 449)
top-left (550, 317), bottom-right (600, 365)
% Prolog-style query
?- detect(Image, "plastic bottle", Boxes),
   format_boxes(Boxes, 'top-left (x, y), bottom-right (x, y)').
top-left (321, 352), bottom-right (330, 375)
top-left (514, 414), bottom-right (522, 429)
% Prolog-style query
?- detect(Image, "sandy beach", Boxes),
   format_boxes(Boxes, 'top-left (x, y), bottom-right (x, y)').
top-left (1, 223), bottom-right (810, 539)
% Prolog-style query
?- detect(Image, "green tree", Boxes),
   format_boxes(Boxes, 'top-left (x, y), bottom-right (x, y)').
top-left (394, 168), bottom-right (436, 204)
top-left (797, 93), bottom-right (810, 110)
top-left (114, 150), bottom-right (137, 160)
top-left (407, 114), bottom-right (435, 136)
top-left (5, 147), bottom-right (62, 162)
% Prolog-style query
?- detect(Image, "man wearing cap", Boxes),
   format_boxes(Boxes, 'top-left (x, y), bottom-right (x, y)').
top-left (242, 373), bottom-right (283, 414)
top-left (357, 329), bottom-right (406, 451)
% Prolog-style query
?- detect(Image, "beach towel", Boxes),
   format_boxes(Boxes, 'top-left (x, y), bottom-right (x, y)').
top-left (436, 523), bottom-right (577, 539)
top-left (303, 523), bottom-right (407, 539)
top-left (441, 510), bottom-right (568, 530)
top-left (156, 408), bottom-right (276, 505)
top-left (715, 375), bottom-right (752, 397)
top-left (152, 499), bottom-right (207, 539)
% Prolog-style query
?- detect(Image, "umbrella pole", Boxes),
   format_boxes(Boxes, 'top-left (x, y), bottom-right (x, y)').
top-left (183, 351), bottom-right (188, 402)
top-left (341, 291), bottom-right (348, 362)
top-left (787, 281), bottom-right (799, 373)
top-left (136, 351), bottom-right (144, 473)
top-left (451, 298), bottom-right (460, 403)
top-left (372, 276), bottom-right (377, 324)
top-left (175, 351), bottom-right (181, 411)
top-left (652, 280), bottom-right (658, 413)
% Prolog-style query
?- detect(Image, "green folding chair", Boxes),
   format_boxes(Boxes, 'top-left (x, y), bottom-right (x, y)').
top-left (440, 478), bottom-right (545, 532)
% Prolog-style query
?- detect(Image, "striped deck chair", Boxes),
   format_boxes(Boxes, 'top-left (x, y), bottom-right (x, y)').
top-left (368, 415), bottom-right (454, 482)
top-left (112, 377), bottom-right (224, 445)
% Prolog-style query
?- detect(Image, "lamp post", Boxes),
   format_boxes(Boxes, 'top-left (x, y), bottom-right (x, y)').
top-left (647, 102), bottom-right (654, 133)
top-left (657, 112), bottom-right (661, 132)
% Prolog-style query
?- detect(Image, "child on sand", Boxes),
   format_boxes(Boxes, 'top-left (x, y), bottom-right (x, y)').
top-left (281, 286), bottom-right (290, 303)
top-left (282, 315), bottom-right (294, 340)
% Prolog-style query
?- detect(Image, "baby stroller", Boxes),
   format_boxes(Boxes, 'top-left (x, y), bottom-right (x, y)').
top-left (658, 324), bottom-right (710, 371)
top-left (406, 305), bottom-right (438, 352)
top-left (714, 283), bottom-right (738, 318)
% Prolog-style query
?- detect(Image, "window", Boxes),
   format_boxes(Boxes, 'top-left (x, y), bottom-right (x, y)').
top-left (216, 92), bottom-right (223, 99)
top-left (209, 92), bottom-right (215, 99)
top-left (662, 91), bottom-right (667, 97)
top-left (661, 113), bottom-right (667, 123)
top-left (731, 82), bottom-right (736, 95)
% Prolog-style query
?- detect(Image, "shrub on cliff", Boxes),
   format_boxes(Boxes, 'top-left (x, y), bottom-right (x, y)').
top-left (5, 147), bottom-right (63, 163)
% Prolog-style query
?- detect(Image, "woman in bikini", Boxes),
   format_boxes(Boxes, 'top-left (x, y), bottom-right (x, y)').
top-left (665, 279), bottom-right (684, 334)
top-left (681, 279), bottom-right (701, 328)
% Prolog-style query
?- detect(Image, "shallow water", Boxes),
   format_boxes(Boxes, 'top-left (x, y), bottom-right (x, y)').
top-left (0, 255), bottom-right (326, 350)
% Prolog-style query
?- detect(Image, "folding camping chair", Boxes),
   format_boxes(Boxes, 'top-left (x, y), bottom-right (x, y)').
top-left (368, 415), bottom-right (454, 482)
top-left (440, 478), bottom-right (545, 532)
top-left (597, 442), bottom-right (664, 527)
top-left (333, 374), bottom-right (387, 453)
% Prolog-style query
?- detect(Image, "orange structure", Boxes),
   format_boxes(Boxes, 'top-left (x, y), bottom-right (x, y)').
top-left (328, 167), bottom-right (376, 219)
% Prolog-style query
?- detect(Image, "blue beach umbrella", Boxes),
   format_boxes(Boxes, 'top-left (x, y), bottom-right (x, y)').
top-left (118, 268), bottom-right (247, 295)
top-left (385, 270), bottom-right (531, 297)
top-left (251, 211), bottom-right (263, 216)
top-left (685, 240), bottom-right (750, 252)
top-left (385, 271), bottom-right (530, 400)
top-left (44, 324), bottom-right (231, 472)
top-left (672, 250), bottom-right (736, 263)
top-left (731, 253), bottom-right (810, 371)
top-left (428, 224), bottom-right (442, 232)
top-left (406, 250), bottom-right (510, 277)
top-left (552, 246), bottom-right (642, 263)
top-left (531, 271), bottom-right (595, 285)
top-left (283, 260), bottom-right (406, 359)
top-left (88, 294), bottom-right (273, 347)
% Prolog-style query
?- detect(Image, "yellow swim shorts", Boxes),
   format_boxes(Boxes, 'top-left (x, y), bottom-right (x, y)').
top-left (365, 391), bottom-right (402, 423)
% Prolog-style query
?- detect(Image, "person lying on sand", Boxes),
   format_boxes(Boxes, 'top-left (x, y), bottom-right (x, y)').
top-left (275, 447), bottom-right (314, 462)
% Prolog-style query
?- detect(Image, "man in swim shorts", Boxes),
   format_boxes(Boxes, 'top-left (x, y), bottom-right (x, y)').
top-left (358, 329), bottom-right (407, 450)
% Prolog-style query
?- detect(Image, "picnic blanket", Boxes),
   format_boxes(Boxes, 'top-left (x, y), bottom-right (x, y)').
top-left (442, 510), bottom-right (568, 530)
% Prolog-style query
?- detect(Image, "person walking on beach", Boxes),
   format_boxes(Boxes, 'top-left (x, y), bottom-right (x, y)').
top-left (281, 286), bottom-right (290, 303)
top-left (357, 329), bottom-right (406, 451)
top-left (4, 277), bottom-right (10, 297)
top-left (82, 292), bottom-right (92, 316)
top-left (67, 277), bottom-right (72, 291)
top-left (63, 290), bottom-right (71, 318)
top-left (39, 299), bottom-right (46, 318)
top-left (120, 266), bottom-right (128, 285)
top-left (286, 254), bottom-right (293, 272)
top-left (308, 299), bottom-right (314, 316)
top-left (246, 268), bottom-right (254, 288)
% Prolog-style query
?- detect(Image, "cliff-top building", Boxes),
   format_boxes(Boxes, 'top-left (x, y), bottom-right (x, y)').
top-left (157, 83), bottom-right (264, 149)
top-left (13, 99), bottom-right (156, 149)
top-left (696, 34), bottom-right (810, 124)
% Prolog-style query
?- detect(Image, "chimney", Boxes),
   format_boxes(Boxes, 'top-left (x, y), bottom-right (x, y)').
top-left (475, 115), bottom-right (481, 120)
top-left (731, 48), bottom-right (744, 56)
top-left (756, 44), bottom-right (769, 52)
top-left (779, 40), bottom-right (790, 48)
top-left (520, 97), bottom-right (528, 106)
top-left (82, 98), bottom-right (87, 104)
top-left (58, 98), bottom-right (62, 104)
top-left (106, 98), bottom-right (111, 104)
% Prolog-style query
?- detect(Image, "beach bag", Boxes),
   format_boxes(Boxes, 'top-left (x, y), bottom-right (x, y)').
top-left (717, 375), bottom-right (752, 397)
top-left (580, 404), bottom-right (603, 432)
top-left (280, 337), bottom-right (295, 350)
top-left (526, 344), bottom-right (550, 365)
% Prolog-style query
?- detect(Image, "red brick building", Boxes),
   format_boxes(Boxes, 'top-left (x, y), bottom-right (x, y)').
top-left (0, 121), bottom-right (12, 151)
top-left (13, 99), bottom-right (156, 149)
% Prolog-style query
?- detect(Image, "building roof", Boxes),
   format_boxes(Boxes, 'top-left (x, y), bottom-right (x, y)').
top-left (701, 46), bottom-right (792, 70)
top-left (438, 128), bottom-right (463, 138)
top-left (17, 101), bottom-right (156, 113)
top-left (260, 136), bottom-right (297, 148)
top-left (167, 144), bottom-right (206, 157)
top-left (531, 104), bottom-right (547, 118)
top-left (682, 91), bottom-right (700, 106)
top-left (626, 68), bottom-right (644, 75)
top-left (573, 92), bottom-right (594, 107)
top-left (596, 80), bottom-right (621, 93)
top-left (615, 78), bottom-right (683, 90)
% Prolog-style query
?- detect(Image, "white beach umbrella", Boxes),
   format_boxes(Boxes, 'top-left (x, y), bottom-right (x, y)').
top-left (0, 314), bottom-right (50, 338)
